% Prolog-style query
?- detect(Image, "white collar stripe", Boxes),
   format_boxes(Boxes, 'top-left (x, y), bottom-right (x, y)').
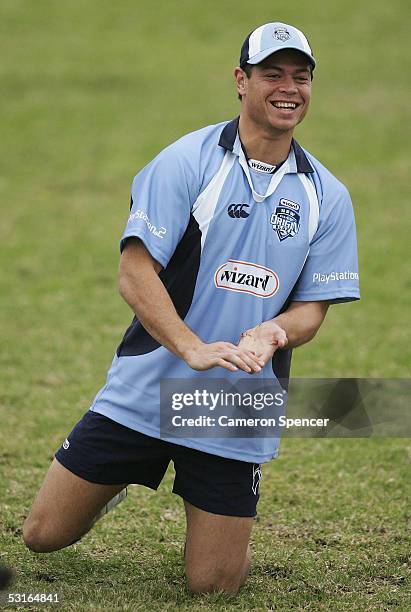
top-left (298, 174), bottom-right (319, 243)
top-left (232, 132), bottom-right (295, 201)
top-left (239, 147), bottom-right (290, 202)
top-left (192, 151), bottom-right (236, 248)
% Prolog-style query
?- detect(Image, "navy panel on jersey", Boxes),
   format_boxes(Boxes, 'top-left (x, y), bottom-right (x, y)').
top-left (117, 214), bottom-right (201, 357)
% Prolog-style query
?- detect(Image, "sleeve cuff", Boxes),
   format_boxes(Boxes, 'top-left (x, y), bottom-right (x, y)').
top-left (291, 288), bottom-right (360, 303)
top-left (119, 231), bottom-right (170, 269)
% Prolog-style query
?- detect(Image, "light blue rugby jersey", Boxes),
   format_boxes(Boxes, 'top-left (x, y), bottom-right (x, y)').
top-left (90, 117), bottom-right (360, 463)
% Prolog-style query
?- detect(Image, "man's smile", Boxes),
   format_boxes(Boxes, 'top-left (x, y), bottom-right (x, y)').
top-left (270, 100), bottom-right (300, 111)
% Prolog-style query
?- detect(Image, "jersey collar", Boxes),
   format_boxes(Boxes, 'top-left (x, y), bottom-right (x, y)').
top-left (218, 116), bottom-right (314, 174)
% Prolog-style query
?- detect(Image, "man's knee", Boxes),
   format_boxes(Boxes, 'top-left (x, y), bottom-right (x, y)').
top-left (22, 516), bottom-right (66, 553)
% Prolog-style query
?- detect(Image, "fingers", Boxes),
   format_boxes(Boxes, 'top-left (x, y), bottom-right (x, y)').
top-left (217, 347), bottom-right (264, 374)
top-left (219, 342), bottom-right (262, 361)
top-left (215, 356), bottom-right (257, 374)
top-left (239, 351), bottom-right (265, 372)
top-left (228, 344), bottom-right (265, 367)
top-left (186, 341), bottom-right (267, 373)
top-left (215, 358), bottom-right (238, 372)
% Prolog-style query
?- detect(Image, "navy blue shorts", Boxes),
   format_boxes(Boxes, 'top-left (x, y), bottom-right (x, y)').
top-left (55, 411), bottom-right (261, 517)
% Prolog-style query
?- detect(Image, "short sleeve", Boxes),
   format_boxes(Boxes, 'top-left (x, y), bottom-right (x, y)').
top-left (120, 144), bottom-right (197, 268)
top-left (291, 183), bottom-right (360, 304)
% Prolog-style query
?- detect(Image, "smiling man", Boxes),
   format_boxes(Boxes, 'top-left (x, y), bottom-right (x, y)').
top-left (236, 50), bottom-right (311, 158)
top-left (23, 23), bottom-right (360, 595)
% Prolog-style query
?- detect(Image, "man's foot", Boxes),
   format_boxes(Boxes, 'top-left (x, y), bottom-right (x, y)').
top-left (93, 487), bottom-right (128, 524)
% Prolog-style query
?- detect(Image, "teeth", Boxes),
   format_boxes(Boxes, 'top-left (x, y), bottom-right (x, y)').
top-left (272, 102), bottom-right (297, 109)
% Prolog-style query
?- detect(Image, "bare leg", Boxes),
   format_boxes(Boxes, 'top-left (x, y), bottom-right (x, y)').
top-left (183, 500), bottom-right (253, 594)
top-left (23, 459), bottom-right (127, 552)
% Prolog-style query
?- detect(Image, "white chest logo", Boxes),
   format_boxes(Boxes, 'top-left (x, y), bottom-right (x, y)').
top-left (214, 260), bottom-right (279, 298)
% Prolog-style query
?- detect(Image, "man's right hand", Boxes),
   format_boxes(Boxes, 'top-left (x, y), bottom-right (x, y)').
top-left (183, 341), bottom-right (265, 374)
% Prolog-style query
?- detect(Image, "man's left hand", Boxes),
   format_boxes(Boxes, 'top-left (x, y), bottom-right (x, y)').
top-left (238, 321), bottom-right (288, 368)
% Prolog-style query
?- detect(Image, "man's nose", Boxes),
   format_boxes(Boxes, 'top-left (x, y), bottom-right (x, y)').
top-left (278, 75), bottom-right (298, 94)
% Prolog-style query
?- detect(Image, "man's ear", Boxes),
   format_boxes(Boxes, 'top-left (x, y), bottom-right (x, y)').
top-left (234, 67), bottom-right (247, 98)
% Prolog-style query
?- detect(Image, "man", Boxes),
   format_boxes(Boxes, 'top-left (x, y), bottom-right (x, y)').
top-left (23, 22), bottom-right (359, 594)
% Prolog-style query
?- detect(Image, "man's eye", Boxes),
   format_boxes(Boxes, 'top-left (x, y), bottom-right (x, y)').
top-left (295, 76), bottom-right (309, 83)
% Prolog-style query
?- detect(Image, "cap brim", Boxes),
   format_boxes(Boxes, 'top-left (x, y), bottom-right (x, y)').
top-left (247, 46), bottom-right (316, 68)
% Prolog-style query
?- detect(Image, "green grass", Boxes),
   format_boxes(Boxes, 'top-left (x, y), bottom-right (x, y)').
top-left (1, 440), bottom-right (409, 610)
top-left (0, 0), bottom-right (410, 610)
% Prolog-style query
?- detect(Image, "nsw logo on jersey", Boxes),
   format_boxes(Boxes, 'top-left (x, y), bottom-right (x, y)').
top-left (214, 259), bottom-right (279, 298)
top-left (227, 203), bottom-right (250, 218)
top-left (270, 198), bottom-right (300, 242)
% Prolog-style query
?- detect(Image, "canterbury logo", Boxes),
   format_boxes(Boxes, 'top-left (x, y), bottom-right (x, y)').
top-left (214, 260), bottom-right (279, 298)
top-left (227, 203), bottom-right (250, 218)
top-left (252, 464), bottom-right (262, 495)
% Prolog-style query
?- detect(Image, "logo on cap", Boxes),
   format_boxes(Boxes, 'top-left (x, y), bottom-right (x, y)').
top-left (273, 27), bottom-right (291, 42)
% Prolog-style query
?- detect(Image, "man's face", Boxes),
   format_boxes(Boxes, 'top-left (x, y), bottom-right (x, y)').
top-left (235, 49), bottom-right (312, 134)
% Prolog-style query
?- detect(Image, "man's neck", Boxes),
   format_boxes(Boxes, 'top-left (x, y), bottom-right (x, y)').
top-left (238, 114), bottom-right (293, 166)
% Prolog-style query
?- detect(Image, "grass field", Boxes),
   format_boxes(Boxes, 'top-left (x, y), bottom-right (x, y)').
top-left (0, 0), bottom-right (410, 610)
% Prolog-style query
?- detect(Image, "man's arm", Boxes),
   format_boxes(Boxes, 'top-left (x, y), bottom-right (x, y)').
top-left (238, 301), bottom-right (329, 365)
top-left (271, 301), bottom-right (329, 348)
top-left (118, 238), bottom-right (264, 374)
